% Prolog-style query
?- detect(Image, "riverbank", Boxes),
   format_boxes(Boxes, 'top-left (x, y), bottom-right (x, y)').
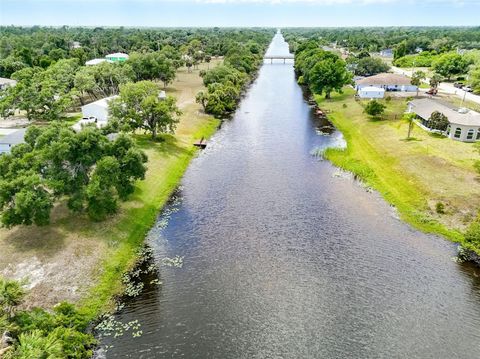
top-left (0, 60), bottom-right (221, 315)
top-left (317, 88), bottom-right (480, 252)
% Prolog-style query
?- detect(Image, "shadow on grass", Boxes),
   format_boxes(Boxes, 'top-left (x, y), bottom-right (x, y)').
top-left (400, 137), bottom-right (422, 142)
top-left (4, 225), bottom-right (67, 256)
top-left (428, 132), bottom-right (447, 139)
top-left (135, 134), bottom-right (189, 157)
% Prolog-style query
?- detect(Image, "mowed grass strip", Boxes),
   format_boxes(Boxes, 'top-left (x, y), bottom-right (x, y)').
top-left (318, 88), bottom-right (480, 246)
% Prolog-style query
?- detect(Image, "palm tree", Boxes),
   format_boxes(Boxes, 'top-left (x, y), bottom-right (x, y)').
top-left (0, 277), bottom-right (25, 319)
top-left (15, 330), bottom-right (63, 359)
top-left (403, 113), bottom-right (416, 139)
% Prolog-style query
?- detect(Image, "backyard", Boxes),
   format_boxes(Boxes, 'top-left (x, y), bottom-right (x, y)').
top-left (320, 88), bottom-right (480, 243)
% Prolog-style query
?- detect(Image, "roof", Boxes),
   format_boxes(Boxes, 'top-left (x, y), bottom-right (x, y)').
top-left (105, 52), bottom-right (129, 58)
top-left (359, 86), bottom-right (385, 92)
top-left (85, 58), bottom-right (112, 65)
top-left (0, 77), bottom-right (17, 86)
top-left (0, 128), bottom-right (27, 146)
top-left (409, 98), bottom-right (480, 127)
top-left (356, 73), bottom-right (412, 86)
top-left (81, 96), bottom-right (118, 110)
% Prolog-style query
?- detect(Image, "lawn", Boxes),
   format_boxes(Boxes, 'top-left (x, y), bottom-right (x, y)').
top-left (318, 88), bottom-right (480, 247)
top-left (0, 60), bottom-right (221, 316)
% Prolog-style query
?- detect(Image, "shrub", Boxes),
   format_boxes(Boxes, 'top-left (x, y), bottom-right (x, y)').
top-left (465, 221), bottom-right (480, 245)
top-left (364, 100), bottom-right (386, 117)
top-left (435, 202), bottom-right (446, 214)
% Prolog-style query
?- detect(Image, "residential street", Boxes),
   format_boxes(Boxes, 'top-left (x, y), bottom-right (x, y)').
top-left (391, 65), bottom-right (480, 105)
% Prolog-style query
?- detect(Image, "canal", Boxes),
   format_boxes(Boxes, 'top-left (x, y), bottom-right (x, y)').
top-left (98, 33), bottom-right (480, 358)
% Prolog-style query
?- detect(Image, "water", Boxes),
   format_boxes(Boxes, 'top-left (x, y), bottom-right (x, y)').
top-left (98, 33), bottom-right (480, 358)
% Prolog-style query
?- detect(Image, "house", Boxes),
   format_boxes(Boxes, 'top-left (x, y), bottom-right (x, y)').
top-left (0, 77), bottom-right (17, 91)
top-left (105, 53), bottom-right (129, 62)
top-left (0, 128), bottom-right (27, 155)
top-left (80, 96), bottom-right (118, 123)
top-left (407, 98), bottom-right (480, 142)
top-left (85, 58), bottom-right (112, 66)
top-left (379, 49), bottom-right (394, 58)
top-left (70, 41), bottom-right (82, 49)
top-left (358, 86), bottom-right (385, 99)
top-left (355, 73), bottom-right (417, 92)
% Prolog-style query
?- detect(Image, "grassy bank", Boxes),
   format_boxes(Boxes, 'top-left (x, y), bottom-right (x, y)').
top-left (0, 61), bottom-right (220, 317)
top-left (318, 88), bottom-right (480, 250)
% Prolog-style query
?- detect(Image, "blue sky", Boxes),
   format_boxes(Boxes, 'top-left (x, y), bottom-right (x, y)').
top-left (1, 0), bottom-right (479, 27)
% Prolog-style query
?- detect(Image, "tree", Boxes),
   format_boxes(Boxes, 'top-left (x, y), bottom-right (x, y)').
top-left (411, 71), bottom-right (426, 96)
top-left (432, 53), bottom-right (470, 80)
top-left (3, 59), bottom-right (79, 121)
top-left (110, 81), bottom-right (182, 139)
top-left (354, 57), bottom-right (389, 76)
top-left (364, 100), bottom-right (386, 117)
top-left (0, 123), bottom-right (147, 226)
top-left (309, 56), bottom-right (351, 99)
top-left (428, 111), bottom-right (449, 131)
top-left (394, 41), bottom-right (407, 60)
top-left (469, 65), bottom-right (480, 94)
top-left (411, 70), bottom-right (426, 87)
top-left (196, 91), bottom-right (208, 112)
top-left (429, 73), bottom-right (443, 89)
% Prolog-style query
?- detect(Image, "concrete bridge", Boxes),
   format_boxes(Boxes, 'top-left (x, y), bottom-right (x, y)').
top-left (264, 54), bottom-right (294, 63)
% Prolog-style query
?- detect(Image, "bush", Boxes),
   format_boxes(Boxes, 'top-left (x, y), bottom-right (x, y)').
top-left (364, 100), bottom-right (386, 117)
top-left (465, 221), bottom-right (480, 245)
top-left (435, 202), bottom-right (446, 214)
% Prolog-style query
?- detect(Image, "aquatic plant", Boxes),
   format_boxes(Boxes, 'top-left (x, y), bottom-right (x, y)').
top-left (162, 256), bottom-right (184, 268)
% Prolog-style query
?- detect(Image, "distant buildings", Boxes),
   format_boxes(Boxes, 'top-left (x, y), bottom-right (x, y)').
top-left (0, 77), bottom-right (17, 91)
top-left (408, 98), bottom-right (480, 142)
top-left (0, 128), bottom-right (27, 155)
top-left (379, 49), bottom-right (394, 58)
top-left (355, 73), bottom-right (417, 92)
top-left (70, 41), bottom-right (82, 49)
top-left (85, 58), bottom-right (112, 66)
top-left (105, 53), bottom-right (129, 62)
top-left (85, 53), bottom-right (128, 66)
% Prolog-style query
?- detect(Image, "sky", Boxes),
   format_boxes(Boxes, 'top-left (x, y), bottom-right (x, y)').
top-left (1, 0), bottom-right (480, 27)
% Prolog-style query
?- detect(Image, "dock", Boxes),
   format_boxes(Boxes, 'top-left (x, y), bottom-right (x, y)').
top-left (193, 137), bottom-right (207, 149)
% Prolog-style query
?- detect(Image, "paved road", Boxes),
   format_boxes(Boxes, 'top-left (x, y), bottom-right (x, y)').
top-left (391, 66), bottom-right (480, 105)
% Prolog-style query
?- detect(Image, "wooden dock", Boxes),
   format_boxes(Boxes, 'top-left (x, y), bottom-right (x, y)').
top-left (193, 137), bottom-right (207, 149)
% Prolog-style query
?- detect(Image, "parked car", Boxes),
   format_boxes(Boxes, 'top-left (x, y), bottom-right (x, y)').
top-left (463, 86), bottom-right (473, 93)
top-left (453, 82), bottom-right (464, 89)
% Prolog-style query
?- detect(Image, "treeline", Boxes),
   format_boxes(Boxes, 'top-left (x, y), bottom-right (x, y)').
top-left (195, 39), bottom-right (270, 118)
top-left (294, 40), bottom-right (352, 99)
top-left (0, 28), bottom-right (273, 122)
top-left (0, 27), bottom-right (274, 77)
top-left (283, 27), bottom-right (480, 54)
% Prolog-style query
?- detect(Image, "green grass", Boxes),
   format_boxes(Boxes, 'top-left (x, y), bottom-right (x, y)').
top-left (317, 88), bottom-right (480, 249)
